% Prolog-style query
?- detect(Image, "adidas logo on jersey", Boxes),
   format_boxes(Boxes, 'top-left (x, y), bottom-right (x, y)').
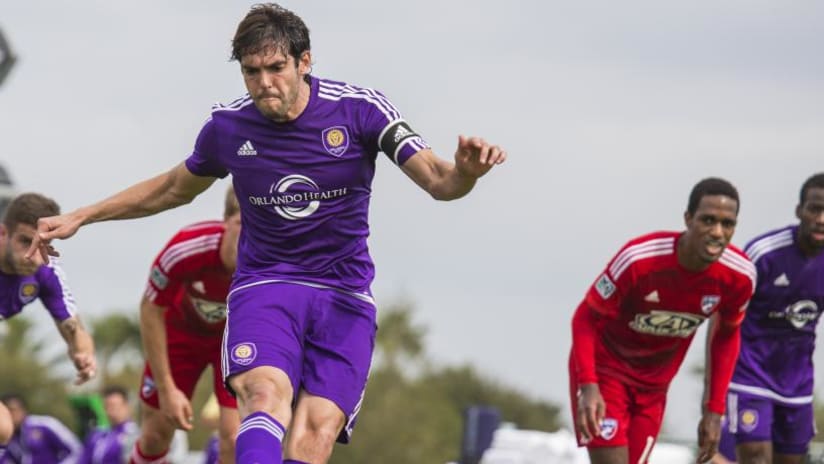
top-left (773, 273), bottom-right (790, 286)
top-left (393, 125), bottom-right (412, 143)
top-left (237, 140), bottom-right (257, 156)
top-left (644, 290), bottom-right (660, 303)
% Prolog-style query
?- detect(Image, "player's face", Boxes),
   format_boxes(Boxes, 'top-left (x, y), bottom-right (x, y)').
top-left (796, 186), bottom-right (824, 255)
top-left (240, 46), bottom-right (311, 122)
top-left (0, 223), bottom-right (43, 276)
top-left (222, 212), bottom-right (241, 272)
top-left (103, 394), bottom-right (130, 426)
top-left (682, 195), bottom-right (738, 268)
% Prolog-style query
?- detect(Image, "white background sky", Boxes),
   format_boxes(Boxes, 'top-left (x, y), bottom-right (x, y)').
top-left (2, 0), bottom-right (823, 442)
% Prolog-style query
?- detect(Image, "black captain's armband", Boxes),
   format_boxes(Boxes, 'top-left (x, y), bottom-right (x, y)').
top-left (378, 120), bottom-right (421, 159)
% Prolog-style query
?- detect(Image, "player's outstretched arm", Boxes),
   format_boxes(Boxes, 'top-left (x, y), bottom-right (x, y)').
top-left (56, 316), bottom-right (97, 385)
top-left (139, 296), bottom-right (193, 430)
top-left (401, 135), bottom-right (506, 201)
top-left (25, 163), bottom-right (217, 262)
top-left (696, 410), bottom-right (723, 463)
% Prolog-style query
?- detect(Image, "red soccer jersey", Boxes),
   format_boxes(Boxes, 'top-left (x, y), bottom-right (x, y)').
top-left (573, 231), bottom-right (755, 391)
top-left (144, 221), bottom-right (232, 337)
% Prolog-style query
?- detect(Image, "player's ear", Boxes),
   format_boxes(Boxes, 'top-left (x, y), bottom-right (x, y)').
top-left (299, 51), bottom-right (312, 75)
top-left (0, 223), bottom-right (7, 239)
top-left (683, 210), bottom-right (691, 227)
top-left (795, 203), bottom-right (803, 221)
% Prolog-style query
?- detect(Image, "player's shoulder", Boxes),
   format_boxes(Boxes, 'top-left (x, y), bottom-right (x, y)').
top-left (718, 244), bottom-right (757, 287)
top-left (316, 76), bottom-right (400, 119)
top-left (159, 221), bottom-right (224, 262)
top-left (607, 230), bottom-right (678, 278)
top-left (743, 224), bottom-right (796, 264)
top-left (209, 93), bottom-right (255, 117)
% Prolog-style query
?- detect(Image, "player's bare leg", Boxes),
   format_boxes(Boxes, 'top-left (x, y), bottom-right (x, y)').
top-left (218, 405), bottom-right (240, 464)
top-left (285, 390), bottom-right (346, 464)
top-left (588, 447), bottom-right (629, 464)
top-left (136, 404), bottom-right (176, 458)
top-left (230, 366), bottom-right (294, 463)
top-left (774, 453), bottom-right (806, 464)
top-left (736, 441), bottom-right (771, 464)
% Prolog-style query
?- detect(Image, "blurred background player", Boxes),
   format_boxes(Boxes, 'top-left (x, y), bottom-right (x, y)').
top-left (722, 173), bottom-right (824, 464)
top-left (131, 186), bottom-right (240, 464)
top-left (199, 394), bottom-right (221, 464)
top-left (0, 393), bottom-right (81, 464)
top-left (569, 177), bottom-right (755, 464)
top-left (0, 191), bottom-right (96, 456)
top-left (78, 385), bottom-right (139, 464)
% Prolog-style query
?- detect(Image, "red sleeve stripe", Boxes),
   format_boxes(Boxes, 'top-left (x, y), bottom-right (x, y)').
top-left (159, 233), bottom-right (221, 272)
top-left (719, 250), bottom-right (757, 291)
top-left (608, 238), bottom-right (674, 279)
top-left (144, 285), bottom-right (158, 302)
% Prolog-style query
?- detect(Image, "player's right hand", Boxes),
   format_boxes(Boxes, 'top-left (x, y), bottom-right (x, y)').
top-left (159, 387), bottom-right (194, 431)
top-left (25, 212), bottom-right (85, 263)
top-left (576, 383), bottom-right (605, 442)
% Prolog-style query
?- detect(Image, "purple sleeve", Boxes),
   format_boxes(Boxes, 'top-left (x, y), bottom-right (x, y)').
top-left (360, 89), bottom-right (431, 166)
top-left (185, 117), bottom-right (229, 178)
top-left (36, 261), bottom-right (76, 321)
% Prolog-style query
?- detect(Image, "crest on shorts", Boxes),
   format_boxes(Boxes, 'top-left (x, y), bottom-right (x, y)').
top-left (321, 126), bottom-right (349, 157)
top-left (701, 295), bottom-right (720, 314)
top-left (18, 282), bottom-right (38, 304)
top-left (600, 417), bottom-right (618, 440)
top-left (739, 409), bottom-right (759, 433)
top-left (231, 343), bottom-right (258, 366)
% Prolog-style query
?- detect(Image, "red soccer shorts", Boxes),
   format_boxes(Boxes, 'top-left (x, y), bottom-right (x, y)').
top-left (140, 323), bottom-right (237, 409)
top-left (569, 360), bottom-right (666, 464)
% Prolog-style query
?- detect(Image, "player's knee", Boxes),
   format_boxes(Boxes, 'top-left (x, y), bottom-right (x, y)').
top-left (232, 369), bottom-right (292, 416)
top-left (292, 412), bottom-right (343, 450)
top-left (737, 443), bottom-right (771, 464)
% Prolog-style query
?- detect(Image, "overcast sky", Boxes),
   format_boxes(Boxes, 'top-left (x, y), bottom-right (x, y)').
top-left (2, 0), bottom-right (823, 441)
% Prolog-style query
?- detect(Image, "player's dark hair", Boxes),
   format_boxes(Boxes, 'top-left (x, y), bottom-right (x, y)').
top-left (0, 393), bottom-right (27, 410)
top-left (687, 178), bottom-right (739, 215)
top-left (231, 3), bottom-right (311, 64)
top-left (102, 385), bottom-right (129, 401)
top-left (799, 173), bottom-right (824, 205)
top-left (2, 192), bottom-right (60, 233)
top-left (224, 185), bottom-right (240, 219)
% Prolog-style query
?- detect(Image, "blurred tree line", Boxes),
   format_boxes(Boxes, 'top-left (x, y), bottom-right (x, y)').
top-left (0, 302), bottom-right (563, 463)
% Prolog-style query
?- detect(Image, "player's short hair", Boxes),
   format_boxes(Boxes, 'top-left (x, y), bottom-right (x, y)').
top-left (224, 185), bottom-right (240, 219)
top-left (231, 3), bottom-right (311, 64)
top-left (101, 385), bottom-right (129, 401)
top-left (2, 192), bottom-right (60, 234)
top-left (687, 177), bottom-right (739, 215)
top-left (799, 173), bottom-right (824, 205)
top-left (0, 393), bottom-right (27, 410)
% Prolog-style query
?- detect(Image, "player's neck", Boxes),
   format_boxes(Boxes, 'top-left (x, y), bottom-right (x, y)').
top-left (676, 234), bottom-right (711, 272)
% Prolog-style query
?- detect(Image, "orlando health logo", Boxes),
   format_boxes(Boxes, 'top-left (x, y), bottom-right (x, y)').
top-left (248, 174), bottom-right (348, 220)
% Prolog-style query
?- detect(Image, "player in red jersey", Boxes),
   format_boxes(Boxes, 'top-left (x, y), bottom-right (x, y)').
top-left (130, 187), bottom-right (241, 464)
top-left (569, 177), bottom-right (756, 464)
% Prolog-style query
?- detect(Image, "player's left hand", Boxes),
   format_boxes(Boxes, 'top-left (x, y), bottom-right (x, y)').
top-left (454, 135), bottom-right (506, 180)
top-left (695, 411), bottom-right (722, 463)
top-left (70, 350), bottom-right (97, 385)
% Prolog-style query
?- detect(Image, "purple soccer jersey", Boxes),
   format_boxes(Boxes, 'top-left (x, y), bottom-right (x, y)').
top-left (1, 415), bottom-right (81, 464)
top-left (77, 421), bottom-right (138, 464)
top-left (730, 225), bottom-right (824, 401)
top-left (0, 259), bottom-right (76, 322)
top-left (185, 76), bottom-right (429, 295)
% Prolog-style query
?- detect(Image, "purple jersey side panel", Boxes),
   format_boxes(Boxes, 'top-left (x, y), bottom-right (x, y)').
top-left (185, 76), bottom-right (430, 294)
top-left (0, 259), bottom-right (75, 322)
top-left (731, 225), bottom-right (824, 400)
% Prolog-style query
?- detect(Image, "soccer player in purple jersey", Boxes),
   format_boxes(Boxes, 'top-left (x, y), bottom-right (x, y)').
top-left (721, 173), bottom-right (824, 464)
top-left (27, 4), bottom-right (507, 463)
top-left (0, 393), bottom-right (82, 464)
top-left (78, 386), bottom-right (139, 464)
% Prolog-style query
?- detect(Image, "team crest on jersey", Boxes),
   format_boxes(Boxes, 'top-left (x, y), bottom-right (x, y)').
top-left (18, 282), bottom-right (38, 304)
top-left (629, 310), bottom-right (705, 337)
top-left (739, 409), bottom-right (759, 433)
top-left (700, 295), bottom-right (720, 314)
top-left (231, 343), bottom-right (257, 366)
top-left (595, 274), bottom-right (616, 299)
top-left (321, 126), bottom-right (350, 157)
top-left (150, 266), bottom-right (168, 290)
top-left (599, 418), bottom-right (618, 440)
